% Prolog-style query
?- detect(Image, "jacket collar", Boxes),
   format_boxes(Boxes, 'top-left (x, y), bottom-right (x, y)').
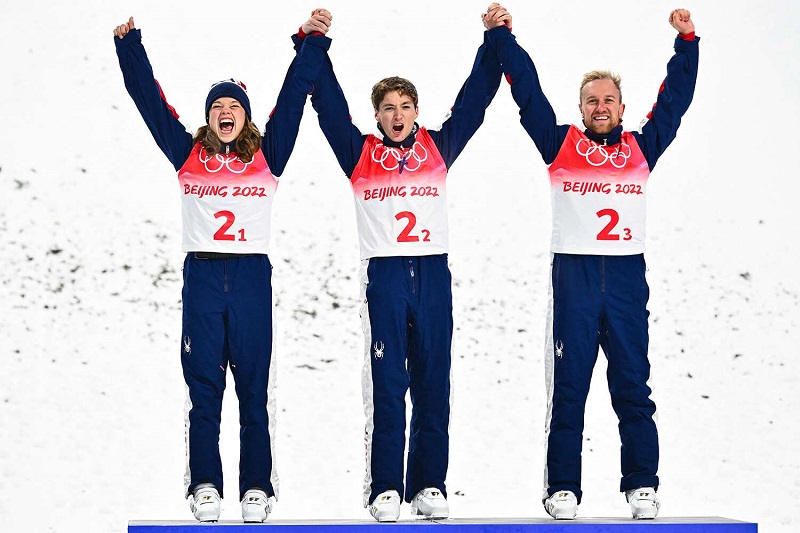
top-left (221, 140), bottom-right (237, 154)
top-left (583, 123), bottom-right (623, 146)
top-left (379, 122), bottom-right (419, 148)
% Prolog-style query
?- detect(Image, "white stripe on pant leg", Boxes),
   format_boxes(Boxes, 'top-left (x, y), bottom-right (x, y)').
top-left (359, 259), bottom-right (375, 507)
top-left (542, 254), bottom-right (556, 502)
top-left (268, 285), bottom-right (280, 499)
top-left (183, 382), bottom-right (193, 498)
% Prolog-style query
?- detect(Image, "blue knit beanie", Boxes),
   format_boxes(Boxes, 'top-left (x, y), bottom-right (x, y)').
top-left (205, 79), bottom-right (251, 122)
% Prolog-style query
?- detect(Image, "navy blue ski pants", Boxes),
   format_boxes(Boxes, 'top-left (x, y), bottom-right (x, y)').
top-left (545, 253), bottom-right (659, 503)
top-left (181, 253), bottom-right (276, 501)
top-left (361, 254), bottom-right (453, 505)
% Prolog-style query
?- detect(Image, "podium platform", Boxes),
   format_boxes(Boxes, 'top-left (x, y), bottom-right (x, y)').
top-left (129, 516), bottom-right (757, 532)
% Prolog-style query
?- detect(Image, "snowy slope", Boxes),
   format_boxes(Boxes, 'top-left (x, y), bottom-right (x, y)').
top-left (1, 1), bottom-right (798, 532)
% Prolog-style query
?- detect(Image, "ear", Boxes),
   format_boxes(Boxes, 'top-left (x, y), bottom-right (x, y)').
top-left (414, 106), bottom-right (419, 119)
top-left (374, 108), bottom-right (379, 121)
top-left (618, 102), bottom-right (625, 118)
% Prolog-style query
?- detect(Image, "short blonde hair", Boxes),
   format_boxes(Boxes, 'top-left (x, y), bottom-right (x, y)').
top-left (579, 70), bottom-right (622, 102)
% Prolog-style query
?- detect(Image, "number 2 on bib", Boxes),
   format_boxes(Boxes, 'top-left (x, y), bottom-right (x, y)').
top-left (396, 211), bottom-right (430, 243)
top-left (214, 210), bottom-right (247, 241)
top-left (596, 208), bottom-right (631, 241)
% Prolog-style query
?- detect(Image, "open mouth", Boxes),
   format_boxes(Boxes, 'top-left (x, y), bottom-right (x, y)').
top-left (392, 124), bottom-right (404, 134)
top-left (219, 119), bottom-right (235, 135)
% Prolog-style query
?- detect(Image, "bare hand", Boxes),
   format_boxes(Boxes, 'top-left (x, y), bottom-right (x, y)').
top-left (302, 8), bottom-right (332, 35)
top-left (113, 16), bottom-right (135, 39)
top-left (482, 3), bottom-right (512, 31)
top-left (669, 8), bottom-right (694, 34)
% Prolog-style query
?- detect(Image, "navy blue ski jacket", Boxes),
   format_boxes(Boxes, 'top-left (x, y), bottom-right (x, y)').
top-left (485, 25), bottom-right (699, 171)
top-left (114, 29), bottom-right (331, 174)
top-left (294, 31), bottom-right (504, 177)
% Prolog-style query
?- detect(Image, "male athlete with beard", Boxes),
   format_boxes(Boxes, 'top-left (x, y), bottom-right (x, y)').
top-left (484, 5), bottom-right (699, 520)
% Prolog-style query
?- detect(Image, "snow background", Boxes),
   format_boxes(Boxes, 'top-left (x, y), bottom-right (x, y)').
top-left (1, 0), bottom-right (798, 531)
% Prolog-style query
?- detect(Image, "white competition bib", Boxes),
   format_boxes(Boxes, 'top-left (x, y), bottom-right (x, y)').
top-left (350, 128), bottom-right (449, 259)
top-left (177, 144), bottom-right (277, 253)
top-left (548, 126), bottom-right (650, 255)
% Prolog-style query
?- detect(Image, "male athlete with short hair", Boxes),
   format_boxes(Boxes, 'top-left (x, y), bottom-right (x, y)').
top-left (297, 5), bottom-right (511, 522)
top-left (484, 5), bottom-right (699, 520)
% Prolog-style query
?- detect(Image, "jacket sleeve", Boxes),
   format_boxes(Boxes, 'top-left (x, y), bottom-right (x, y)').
top-left (261, 34), bottom-right (332, 177)
top-left (427, 31), bottom-right (503, 169)
top-left (303, 36), bottom-right (367, 178)
top-left (114, 29), bottom-right (193, 171)
top-left (632, 35), bottom-right (700, 171)
top-left (485, 26), bottom-right (568, 165)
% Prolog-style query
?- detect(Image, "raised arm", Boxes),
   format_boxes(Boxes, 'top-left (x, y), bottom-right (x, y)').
top-left (426, 6), bottom-right (506, 169)
top-left (484, 7), bottom-right (568, 165)
top-left (633, 9), bottom-right (699, 171)
top-left (303, 16), bottom-right (367, 179)
top-left (262, 9), bottom-right (333, 177)
top-left (113, 17), bottom-right (193, 171)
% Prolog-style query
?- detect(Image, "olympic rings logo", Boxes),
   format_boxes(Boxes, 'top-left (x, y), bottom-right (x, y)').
top-left (199, 149), bottom-right (253, 174)
top-left (371, 142), bottom-right (428, 172)
top-left (575, 138), bottom-right (631, 169)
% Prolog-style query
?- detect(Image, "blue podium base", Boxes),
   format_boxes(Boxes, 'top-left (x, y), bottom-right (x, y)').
top-left (129, 517), bottom-right (756, 532)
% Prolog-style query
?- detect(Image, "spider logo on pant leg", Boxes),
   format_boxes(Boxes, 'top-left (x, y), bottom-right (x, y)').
top-left (373, 341), bottom-right (385, 359)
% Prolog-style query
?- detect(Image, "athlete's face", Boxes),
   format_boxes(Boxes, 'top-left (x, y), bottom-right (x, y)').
top-left (375, 91), bottom-right (419, 143)
top-left (579, 79), bottom-right (625, 135)
top-left (208, 97), bottom-right (247, 143)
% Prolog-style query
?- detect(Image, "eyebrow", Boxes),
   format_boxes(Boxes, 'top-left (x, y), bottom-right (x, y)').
top-left (584, 94), bottom-right (618, 102)
top-left (383, 102), bottom-right (412, 109)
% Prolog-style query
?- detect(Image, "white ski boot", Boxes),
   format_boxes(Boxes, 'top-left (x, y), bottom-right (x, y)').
top-left (544, 490), bottom-right (578, 519)
top-left (241, 488), bottom-right (272, 522)
top-left (626, 487), bottom-right (660, 519)
top-left (189, 483), bottom-right (221, 522)
top-left (411, 487), bottom-right (449, 519)
top-left (369, 490), bottom-right (401, 522)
